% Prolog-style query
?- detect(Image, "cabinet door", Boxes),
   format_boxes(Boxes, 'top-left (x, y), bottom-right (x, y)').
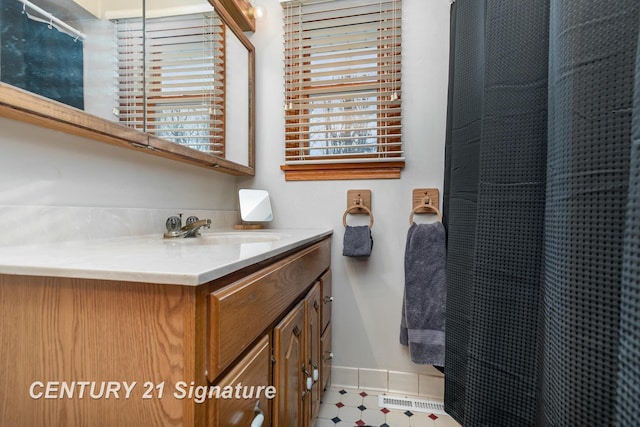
top-left (321, 323), bottom-right (332, 392)
top-left (305, 282), bottom-right (322, 426)
top-left (320, 269), bottom-right (332, 334)
top-left (209, 334), bottom-right (272, 427)
top-left (273, 300), bottom-right (305, 427)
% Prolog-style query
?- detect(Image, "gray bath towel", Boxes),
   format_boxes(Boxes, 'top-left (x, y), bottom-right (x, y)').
top-left (400, 222), bottom-right (447, 365)
top-left (343, 225), bottom-right (373, 257)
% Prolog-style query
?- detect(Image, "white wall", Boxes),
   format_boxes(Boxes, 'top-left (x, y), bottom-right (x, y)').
top-left (243, 0), bottom-right (452, 374)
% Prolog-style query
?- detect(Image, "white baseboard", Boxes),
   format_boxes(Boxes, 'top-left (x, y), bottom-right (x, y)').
top-left (330, 366), bottom-right (444, 400)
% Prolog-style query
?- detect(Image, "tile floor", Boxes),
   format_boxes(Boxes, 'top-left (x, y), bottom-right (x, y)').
top-left (314, 387), bottom-right (461, 427)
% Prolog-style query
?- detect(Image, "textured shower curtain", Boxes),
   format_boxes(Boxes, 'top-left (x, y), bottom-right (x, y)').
top-left (443, 0), bottom-right (640, 425)
top-left (0, 0), bottom-right (84, 109)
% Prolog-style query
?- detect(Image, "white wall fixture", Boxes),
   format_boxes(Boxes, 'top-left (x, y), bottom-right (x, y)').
top-left (238, 189), bottom-right (273, 223)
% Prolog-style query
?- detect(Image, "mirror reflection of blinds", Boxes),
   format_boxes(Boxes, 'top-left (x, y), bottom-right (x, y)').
top-left (282, 0), bottom-right (402, 164)
top-left (115, 13), bottom-right (225, 155)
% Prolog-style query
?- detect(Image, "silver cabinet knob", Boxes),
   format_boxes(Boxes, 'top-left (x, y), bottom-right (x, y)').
top-left (251, 400), bottom-right (264, 427)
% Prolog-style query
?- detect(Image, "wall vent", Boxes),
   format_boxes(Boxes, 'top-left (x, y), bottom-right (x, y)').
top-left (378, 395), bottom-right (447, 415)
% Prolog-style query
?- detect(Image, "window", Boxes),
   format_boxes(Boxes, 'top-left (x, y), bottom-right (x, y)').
top-left (281, 0), bottom-right (403, 181)
top-left (116, 12), bottom-right (225, 155)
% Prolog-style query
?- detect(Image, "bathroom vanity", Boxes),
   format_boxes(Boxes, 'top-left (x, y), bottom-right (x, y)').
top-left (0, 229), bottom-right (332, 427)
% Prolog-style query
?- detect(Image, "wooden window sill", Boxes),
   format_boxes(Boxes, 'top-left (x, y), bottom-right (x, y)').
top-left (280, 161), bottom-right (405, 181)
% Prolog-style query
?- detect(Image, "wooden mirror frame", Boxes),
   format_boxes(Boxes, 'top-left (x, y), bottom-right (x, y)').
top-left (0, 1), bottom-right (255, 176)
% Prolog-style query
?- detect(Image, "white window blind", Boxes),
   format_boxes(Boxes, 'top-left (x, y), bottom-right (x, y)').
top-left (116, 13), bottom-right (225, 155)
top-left (282, 0), bottom-right (403, 169)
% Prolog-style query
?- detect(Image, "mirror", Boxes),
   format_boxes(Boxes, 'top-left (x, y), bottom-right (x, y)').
top-left (238, 189), bottom-right (273, 223)
top-left (0, 0), bottom-right (254, 174)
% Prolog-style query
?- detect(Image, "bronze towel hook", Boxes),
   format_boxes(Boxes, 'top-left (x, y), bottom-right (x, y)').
top-left (409, 195), bottom-right (442, 224)
top-left (343, 198), bottom-right (374, 228)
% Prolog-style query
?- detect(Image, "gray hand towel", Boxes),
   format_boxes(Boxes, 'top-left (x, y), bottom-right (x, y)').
top-left (342, 225), bottom-right (373, 257)
top-left (400, 222), bottom-right (447, 365)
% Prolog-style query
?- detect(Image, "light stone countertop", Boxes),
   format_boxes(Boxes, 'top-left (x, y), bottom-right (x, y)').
top-left (0, 228), bottom-right (333, 286)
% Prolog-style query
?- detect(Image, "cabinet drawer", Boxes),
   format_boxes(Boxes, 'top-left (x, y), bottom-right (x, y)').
top-left (320, 270), bottom-right (332, 334)
top-left (209, 334), bottom-right (272, 427)
top-left (208, 239), bottom-right (331, 381)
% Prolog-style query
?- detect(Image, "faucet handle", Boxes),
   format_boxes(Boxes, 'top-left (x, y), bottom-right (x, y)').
top-left (185, 216), bottom-right (199, 225)
top-left (166, 216), bottom-right (182, 233)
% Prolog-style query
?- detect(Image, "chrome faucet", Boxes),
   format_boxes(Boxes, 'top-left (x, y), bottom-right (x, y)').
top-left (164, 215), bottom-right (211, 238)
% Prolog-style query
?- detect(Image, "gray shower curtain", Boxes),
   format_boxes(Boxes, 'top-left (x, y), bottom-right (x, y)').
top-left (0, 0), bottom-right (84, 109)
top-left (443, 0), bottom-right (640, 425)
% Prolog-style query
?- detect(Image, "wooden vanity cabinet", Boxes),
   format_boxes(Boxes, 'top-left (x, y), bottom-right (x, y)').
top-left (0, 237), bottom-right (331, 427)
top-left (207, 239), bottom-right (331, 427)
